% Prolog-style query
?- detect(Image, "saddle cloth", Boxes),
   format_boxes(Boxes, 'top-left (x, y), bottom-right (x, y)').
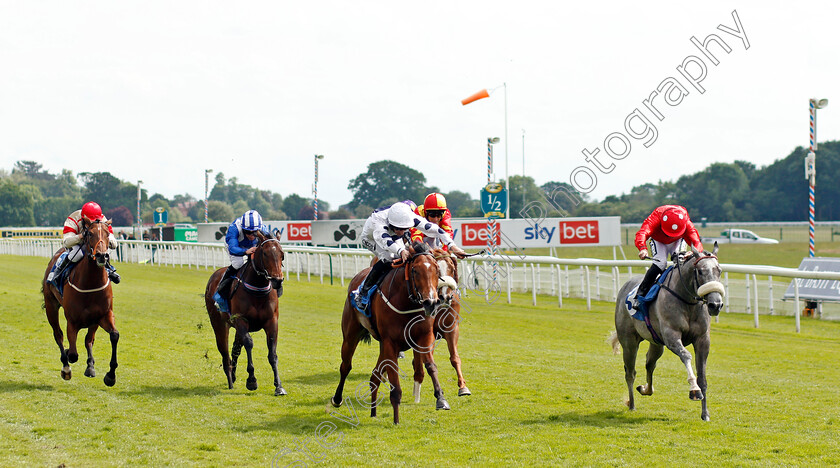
top-left (350, 285), bottom-right (379, 318)
top-left (624, 266), bottom-right (674, 321)
top-left (48, 252), bottom-right (76, 296)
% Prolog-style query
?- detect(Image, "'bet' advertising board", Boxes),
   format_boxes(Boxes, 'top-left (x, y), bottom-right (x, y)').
top-left (449, 217), bottom-right (620, 248)
top-left (198, 220), bottom-right (312, 244)
top-left (198, 216), bottom-right (619, 248)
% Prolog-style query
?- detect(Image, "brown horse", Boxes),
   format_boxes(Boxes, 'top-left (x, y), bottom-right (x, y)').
top-left (42, 219), bottom-right (119, 386)
top-left (411, 247), bottom-right (470, 402)
top-left (204, 230), bottom-right (287, 395)
top-left (331, 242), bottom-right (450, 425)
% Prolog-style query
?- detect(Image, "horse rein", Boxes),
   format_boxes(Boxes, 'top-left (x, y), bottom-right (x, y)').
top-left (250, 237), bottom-right (285, 282)
top-left (83, 220), bottom-right (109, 261)
top-left (666, 253), bottom-right (720, 305)
top-left (390, 250), bottom-right (438, 306)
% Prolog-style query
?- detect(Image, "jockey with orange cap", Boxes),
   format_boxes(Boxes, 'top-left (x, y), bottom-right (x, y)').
top-left (411, 192), bottom-right (454, 251)
top-left (47, 202), bottom-right (121, 284)
top-left (632, 205), bottom-right (702, 309)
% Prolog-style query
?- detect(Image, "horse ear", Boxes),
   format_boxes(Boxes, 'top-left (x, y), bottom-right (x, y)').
top-left (105, 218), bottom-right (112, 226)
top-left (712, 241), bottom-right (719, 256)
top-left (690, 244), bottom-right (700, 256)
top-left (255, 230), bottom-right (266, 241)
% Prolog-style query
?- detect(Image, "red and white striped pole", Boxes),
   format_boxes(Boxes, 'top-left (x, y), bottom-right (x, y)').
top-left (808, 98), bottom-right (828, 257)
top-left (487, 138), bottom-right (497, 285)
top-left (809, 100), bottom-right (816, 257)
top-left (313, 155), bottom-right (324, 221)
top-left (204, 169), bottom-right (212, 224)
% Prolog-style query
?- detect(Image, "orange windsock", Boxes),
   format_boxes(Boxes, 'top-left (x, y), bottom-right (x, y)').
top-left (461, 89), bottom-right (490, 105)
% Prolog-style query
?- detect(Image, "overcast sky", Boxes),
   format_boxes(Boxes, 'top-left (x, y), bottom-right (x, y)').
top-left (2, 1), bottom-right (839, 209)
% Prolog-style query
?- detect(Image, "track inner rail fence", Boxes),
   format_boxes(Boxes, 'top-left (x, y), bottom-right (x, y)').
top-left (5, 238), bottom-right (839, 332)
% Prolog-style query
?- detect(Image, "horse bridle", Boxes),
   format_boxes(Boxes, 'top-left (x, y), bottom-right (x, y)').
top-left (667, 253), bottom-right (720, 305)
top-left (250, 238), bottom-right (285, 283)
top-left (83, 220), bottom-right (108, 261)
top-left (400, 250), bottom-right (438, 306)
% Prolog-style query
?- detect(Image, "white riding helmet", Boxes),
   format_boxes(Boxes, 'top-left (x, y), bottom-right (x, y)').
top-left (387, 202), bottom-right (415, 229)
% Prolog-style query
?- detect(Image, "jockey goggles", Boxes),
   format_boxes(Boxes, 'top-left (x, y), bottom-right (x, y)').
top-left (426, 209), bottom-right (445, 218)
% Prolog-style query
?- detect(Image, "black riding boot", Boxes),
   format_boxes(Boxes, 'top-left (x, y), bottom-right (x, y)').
top-left (356, 260), bottom-right (391, 309)
top-left (214, 266), bottom-right (239, 317)
top-left (106, 262), bottom-right (121, 284)
top-left (633, 264), bottom-right (664, 309)
top-left (218, 266), bottom-right (238, 301)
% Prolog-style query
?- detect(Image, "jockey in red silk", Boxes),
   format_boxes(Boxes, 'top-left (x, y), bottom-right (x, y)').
top-left (48, 201), bottom-right (121, 284)
top-left (411, 192), bottom-right (454, 251)
top-left (213, 210), bottom-right (272, 318)
top-left (632, 205), bottom-right (703, 309)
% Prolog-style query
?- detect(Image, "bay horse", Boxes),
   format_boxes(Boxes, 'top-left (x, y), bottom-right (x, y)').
top-left (42, 218), bottom-right (119, 386)
top-left (411, 247), bottom-right (470, 402)
top-left (331, 242), bottom-right (450, 424)
top-left (204, 230), bottom-right (287, 396)
top-left (610, 243), bottom-right (724, 421)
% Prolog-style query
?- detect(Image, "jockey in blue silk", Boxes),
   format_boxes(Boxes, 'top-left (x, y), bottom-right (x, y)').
top-left (213, 210), bottom-right (271, 319)
top-left (354, 201), bottom-right (467, 310)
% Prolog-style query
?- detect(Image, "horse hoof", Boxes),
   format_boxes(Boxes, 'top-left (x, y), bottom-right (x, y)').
top-left (84, 367), bottom-right (96, 378)
top-left (458, 387), bottom-right (472, 397)
top-left (330, 397), bottom-right (342, 408)
top-left (689, 390), bottom-right (704, 401)
top-left (246, 378), bottom-right (258, 391)
top-left (275, 387), bottom-right (287, 396)
top-left (701, 413), bottom-right (710, 421)
top-left (103, 373), bottom-right (116, 387)
top-left (636, 384), bottom-right (653, 396)
top-left (436, 398), bottom-right (450, 411)
top-left (68, 353), bottom-right (79, 364)
top-left (61, 368), bottom-right (71, 380)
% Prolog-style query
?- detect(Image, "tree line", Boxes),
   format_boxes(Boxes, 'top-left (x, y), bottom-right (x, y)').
top-left (1, 142), bottom-right (837, 227)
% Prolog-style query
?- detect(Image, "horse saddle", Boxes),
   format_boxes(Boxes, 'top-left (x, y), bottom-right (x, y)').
top-left (350, 284), bottom-right (379, 318)
top-left (48, 252), bottom-right (76, 296)
top-left (624, 266), bottom-right (674, 321)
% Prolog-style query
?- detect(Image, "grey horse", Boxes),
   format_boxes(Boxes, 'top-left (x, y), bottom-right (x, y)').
top-left (609, 243), bottom-right (724, 421)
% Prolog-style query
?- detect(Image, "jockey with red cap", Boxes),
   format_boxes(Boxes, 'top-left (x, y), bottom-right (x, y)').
top-left (47, 201), bottom-right (121, 284)
top-left (632, 205), bottom-right (703, 309)
top-left (411, 192), bottom-right (454, 251)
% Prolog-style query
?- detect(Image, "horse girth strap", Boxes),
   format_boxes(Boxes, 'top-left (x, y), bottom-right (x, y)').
top-left (378, 290), bottom-right (424, 314)
top-left (68, 277), bottom-right (110, 294)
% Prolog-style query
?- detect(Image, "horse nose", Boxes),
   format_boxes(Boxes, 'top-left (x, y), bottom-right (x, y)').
top-left (422, 299), bottom-right (439, 316)
top-left (707, 292), bottom-right (723, 316)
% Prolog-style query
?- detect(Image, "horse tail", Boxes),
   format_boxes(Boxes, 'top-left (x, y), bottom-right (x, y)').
top-left (607, 331), bottom-right (621, 355)
top-left (358, 327), bottom-right (371, 345)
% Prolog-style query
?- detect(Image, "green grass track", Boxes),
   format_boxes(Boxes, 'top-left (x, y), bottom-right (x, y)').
top-left (0, 255), bottom-right (838, 466)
